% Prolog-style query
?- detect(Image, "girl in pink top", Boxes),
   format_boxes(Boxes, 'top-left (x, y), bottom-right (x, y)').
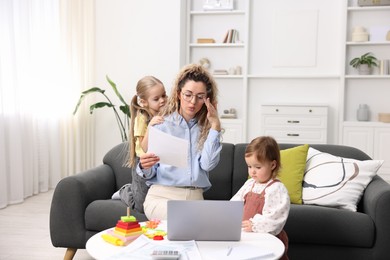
top-left (231, 136), bottom-right (290, 260)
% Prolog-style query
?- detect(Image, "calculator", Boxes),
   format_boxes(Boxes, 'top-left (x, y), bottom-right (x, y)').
top-left (150, 250), bottom-right (181, 260)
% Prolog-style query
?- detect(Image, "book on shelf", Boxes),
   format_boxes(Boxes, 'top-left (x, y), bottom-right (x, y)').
top-left (223, 29), bottom-right (239, 43)
top-left (213, 69), bottom-right (228, 75)
top-left (197, 38), bottom-right (215, 44)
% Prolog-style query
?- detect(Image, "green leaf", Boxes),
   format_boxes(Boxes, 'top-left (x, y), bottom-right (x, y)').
top-left (73, 87), bottom-right (107, 114)
top-left (349, 58), bottom-right (360, 67)
top-left (106, 75), bottom-right (127, 106)
top-left (73, 94), bottom-right (86, 115)
top-left (89, 102), bottom-right (114, 114)
top-left (82, 87), bottom-right (105, 95)
top-left (349, 52), bottom-right (378, 68)
top-left (73, 76), bottom-right (131, 142)
top-left (120, 105), bottom-right (131, 118)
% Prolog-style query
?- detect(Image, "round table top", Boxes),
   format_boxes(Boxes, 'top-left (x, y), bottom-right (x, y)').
top-left (86, 221), bottom-right (285, 260)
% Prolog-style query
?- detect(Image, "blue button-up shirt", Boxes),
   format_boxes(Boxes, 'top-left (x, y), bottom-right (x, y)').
top-left (136, 112), bottom-right (222, 191)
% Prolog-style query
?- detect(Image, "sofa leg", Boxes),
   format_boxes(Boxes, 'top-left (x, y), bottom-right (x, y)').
top-left (64, 248), bottom-right (77, 260)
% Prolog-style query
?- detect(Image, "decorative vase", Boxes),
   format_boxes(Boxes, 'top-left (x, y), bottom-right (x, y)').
top-left (358, 64), bottom-right (371, 75)
top-left (357, 104), bottom-right (369, 121)
top-left (352, 26), bottom-right (368, 42)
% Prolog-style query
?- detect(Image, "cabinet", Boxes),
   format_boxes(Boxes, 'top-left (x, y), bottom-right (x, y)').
top-left (221, 119), bottom-right (243, 144)
top-left (343, 122), bottom-right (390, 182)
top-left (261, 105), bottom-right (328, 144)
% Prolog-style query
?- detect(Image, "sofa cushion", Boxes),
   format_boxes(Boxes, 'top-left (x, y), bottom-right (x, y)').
top-left (103, 142), bottom-right (132, 190)
top-left (279, 144), bottom-right (309, 204)
top-left (231, 144), bottom-right (251, 195)
top-left (204, 143), bottom-right (235, 200)
top-left (303, 147), bottom-right (383, 211)
top-left (285, 204), bottom-right (375, 248)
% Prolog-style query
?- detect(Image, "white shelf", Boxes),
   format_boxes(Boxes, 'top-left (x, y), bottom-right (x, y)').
top-left (346, 41), bottom-right (390, 46)
top-left (343, 121), bottom-right (390, 127)
top-left (248, 74), bottom-right (340, 79)
top-left (348, 6), bottom-right (390, 11)
top-left (220, 118), bottom-right (243, 123)
top-left (189, 43), bottom-right (245, 47)
top-left (345, 75), bottom-right (390, 79)
top-left (212, 75), bottom-right (244, 79)
top-left (190, 10), bottom-right (246, 15)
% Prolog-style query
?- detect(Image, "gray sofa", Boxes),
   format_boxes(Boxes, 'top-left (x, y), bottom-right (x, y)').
top-left (50, 142), bottom-right (390, 260)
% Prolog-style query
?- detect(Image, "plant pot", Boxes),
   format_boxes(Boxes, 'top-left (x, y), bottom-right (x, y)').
top-left (358, 64), bottom-right (371, 75)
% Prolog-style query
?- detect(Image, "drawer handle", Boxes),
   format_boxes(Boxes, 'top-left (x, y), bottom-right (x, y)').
top-left (287, 120), bottom-right (300, 124)
top-left (287, 133), bottom-right (299, 137)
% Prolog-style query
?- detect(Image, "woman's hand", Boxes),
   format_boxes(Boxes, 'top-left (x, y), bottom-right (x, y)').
top-left (139, 153), bottom-right (160, 170)
top-left (242, 220), bottom-right (253, 232)
top-left (204, 98), bottom-right (221, 131)
top-left (149, 116), bottom-right (164, 126)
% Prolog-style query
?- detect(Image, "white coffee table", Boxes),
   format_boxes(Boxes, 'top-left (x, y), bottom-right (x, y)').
top-left (86, 221), bottom-right (285, 260)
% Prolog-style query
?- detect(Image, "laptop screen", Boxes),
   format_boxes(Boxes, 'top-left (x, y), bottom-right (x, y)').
top-left (167, 200), bottom-right (244, 241)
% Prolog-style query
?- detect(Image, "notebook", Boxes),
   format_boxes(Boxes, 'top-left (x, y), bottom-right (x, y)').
top-left (167, 200), bottom-right (244, 241)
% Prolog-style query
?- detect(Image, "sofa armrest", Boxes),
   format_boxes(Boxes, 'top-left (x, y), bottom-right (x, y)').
top-left (361, 175), bottom-right (390, 259)
top-left (50, 164), bottom-right (116, 249)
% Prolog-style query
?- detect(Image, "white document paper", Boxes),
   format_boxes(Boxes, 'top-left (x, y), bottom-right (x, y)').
top-left (205, 244), bottom-right (274, 260)
top-left (148, 126), bottom-right (189, 168)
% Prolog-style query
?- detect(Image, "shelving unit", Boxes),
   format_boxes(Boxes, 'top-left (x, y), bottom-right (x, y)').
top-left (341, 2), bottom-right (390, 181)
top-left (342, 3), bottom-right (390, 120)
top-left (185, 0), bottom-right (344, 144)
top-left (186, 0), bottom-right (248, 144)
top-left (185, 0), bottom-right (389, 169)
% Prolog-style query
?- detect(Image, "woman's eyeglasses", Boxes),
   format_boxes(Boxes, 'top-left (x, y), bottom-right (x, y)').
top-left (181, 92), bottom-right (206, 103)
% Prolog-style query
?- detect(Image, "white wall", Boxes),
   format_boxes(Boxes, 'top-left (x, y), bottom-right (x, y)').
top-left (94, 0), bottom-right (185, 164)
top-left (93, 0), bottom-right (344, 164)
top-left (245, 0), bottom-right (343, 144)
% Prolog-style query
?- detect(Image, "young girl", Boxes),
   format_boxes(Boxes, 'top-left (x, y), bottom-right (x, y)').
top-left (112, 76), bottom-right (166, 213)
top-left (128, 75), bottom-right (167, 167)
top-left (231, 136), bottom-right (290, 260)
top-left (137, 63), bottom-right (222, 220)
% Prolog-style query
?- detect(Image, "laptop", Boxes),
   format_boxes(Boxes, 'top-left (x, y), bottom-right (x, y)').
top-left (167, 200), bottom-right (244, 241)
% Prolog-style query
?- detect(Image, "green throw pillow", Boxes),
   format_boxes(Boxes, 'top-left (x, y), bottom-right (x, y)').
top-left (279, 144), bottom-right (309, 204)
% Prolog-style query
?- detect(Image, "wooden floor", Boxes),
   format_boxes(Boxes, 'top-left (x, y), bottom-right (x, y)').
top-left (0, 190), bottom-right (93, 260)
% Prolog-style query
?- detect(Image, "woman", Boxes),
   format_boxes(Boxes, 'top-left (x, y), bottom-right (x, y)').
top-left (136, 63), bottom-right (222, 220)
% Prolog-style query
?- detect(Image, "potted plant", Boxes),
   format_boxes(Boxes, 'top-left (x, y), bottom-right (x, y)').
top-left (349, 52), bottom-right (378, 75)
top-left (73, 75), bottom-right (130, 142)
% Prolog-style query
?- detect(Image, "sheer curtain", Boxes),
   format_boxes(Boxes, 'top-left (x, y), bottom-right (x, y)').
top-left (0, 0), bottom-right (95, 209)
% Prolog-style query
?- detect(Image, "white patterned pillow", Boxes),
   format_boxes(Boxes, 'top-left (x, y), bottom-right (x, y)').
top-left (302, 147), bottom-right (383, 211)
